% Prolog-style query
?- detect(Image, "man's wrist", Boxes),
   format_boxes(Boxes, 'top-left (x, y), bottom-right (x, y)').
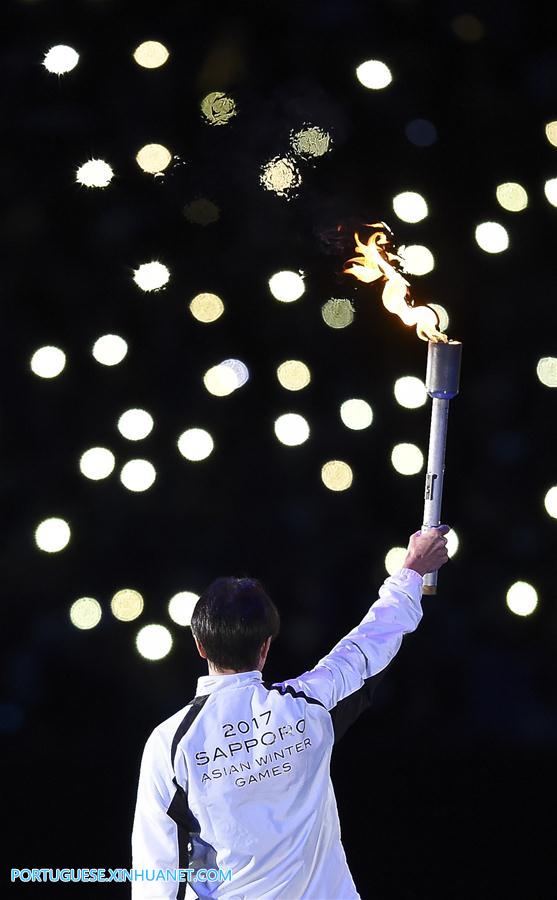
top-left (402, 556), bottom-right (427, 577)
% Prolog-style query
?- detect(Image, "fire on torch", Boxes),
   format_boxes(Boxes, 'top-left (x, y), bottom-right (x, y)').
top-left (344, 223), bottom-right (462, 594)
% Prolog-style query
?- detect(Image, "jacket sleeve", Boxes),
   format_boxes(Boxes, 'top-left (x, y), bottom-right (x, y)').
top-left (131, 728), bottom-right (182, 900)
top-left (277, 568), bottom-right (424, 711)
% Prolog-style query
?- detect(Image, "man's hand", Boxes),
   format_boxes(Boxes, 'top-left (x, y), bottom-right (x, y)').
top-left (403, 525), bottom-right (450, 577)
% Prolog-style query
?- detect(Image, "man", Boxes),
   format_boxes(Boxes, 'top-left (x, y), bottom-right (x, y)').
top-left (132, 525), bottom-right (449, 899)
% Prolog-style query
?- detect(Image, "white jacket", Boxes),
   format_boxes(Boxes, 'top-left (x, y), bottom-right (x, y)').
top-left (131, 568), bottom-right (424, 900)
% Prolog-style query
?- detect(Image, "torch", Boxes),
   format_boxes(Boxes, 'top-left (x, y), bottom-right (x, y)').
top-left (344, 222), bottom-right (462, 592)
top-left (421, 340), bottom-right (462, 594)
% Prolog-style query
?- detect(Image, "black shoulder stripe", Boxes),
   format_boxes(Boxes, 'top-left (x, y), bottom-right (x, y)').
top-left (263, 681), bottom-right (326, 709)
top-left (170, 695), bottom-right (210, 770)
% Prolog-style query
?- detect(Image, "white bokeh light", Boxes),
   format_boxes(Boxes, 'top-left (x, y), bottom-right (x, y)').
top-left (133, 261), bottom-right (170, 291)
top-left (543, 178), bottom-right (557, 207)
top-left (76, 159), bottom-right (114, 188)
top-left (117, 409), bottom-right (154, 441)
top-left (168, 591), bottom-right (199, 626)
top-left (30, 346), bottom-right (66, 378)
top-left (268, 271), bottom-right (305, 303)
top-left (446, 528), bottom-right (459, 558)
top-left (385, 546), bottom-right (407, 575)
top-left (35, 517), bottom-right (71, 553)
top-left (536, 357), bottom-right (557, 387)
top-left (70, 597), bottom-right (102, 630)
top-left (136, 624), bottom-right (173, 660)
top-left (178, 429), bottom-right (214, 461)
top-left (392, 192), bottom-right (428, 224)
top-left (133, 40), bottom-right (169, 69)
top-left (356, 59), bottom-right (392, 89)
top-left (274, 413), bottom-right (310, 446)
top-left (391, 443), bottom-right (424, 475)
top-left (506, 582), bottom-right (538, 617)
top-left (120, 460), bottom-right (157, 492)
top-left (79, 447), bottom-right (115, 480)
top-left (340, 399), bottom-right (373, 430)
top-left (43, 45), bottom-right (79, 74)
top-left (475, 222), bottom-right (509, 254)
top-left (544, 486), bottom-right (557, 518)
top-left (400, 244), bottom-right (435, 275)
top-left (496, 182), bottom-right (528, 212)
top-left (203, 360), bottom-right (248, 396)
top-left (92, 334), bottom-right (128, 366)
top-left (394, 376), bottom-right (427, 409)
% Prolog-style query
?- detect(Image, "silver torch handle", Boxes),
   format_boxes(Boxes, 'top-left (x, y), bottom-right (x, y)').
top-left (421, 340), bottom-right (462, 595)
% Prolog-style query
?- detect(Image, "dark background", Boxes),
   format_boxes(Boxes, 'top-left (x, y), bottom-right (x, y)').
top-left (2, 1), bottom-right (557, 898)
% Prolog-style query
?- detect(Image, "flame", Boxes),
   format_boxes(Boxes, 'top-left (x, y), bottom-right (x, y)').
top-left (344, 223), bottom-right (447, 343)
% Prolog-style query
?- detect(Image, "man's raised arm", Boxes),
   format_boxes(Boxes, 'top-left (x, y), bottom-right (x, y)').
top-left (277, 526), bottom-right (449, 710)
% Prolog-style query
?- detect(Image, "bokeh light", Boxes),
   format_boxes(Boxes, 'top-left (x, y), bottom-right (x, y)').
top-left (92, 334), bottom-right (128, 366)
top-left (203, 361), bottom-right (248, 396)
top-left (76, 159), bottom-right (114, 188)
top-left (136, 624), bottom-right (173, 660)
top-left (544, 486), bottom-right (557, 518)
top-left (290, 125), bottom-right (331, 158)
top-left (340, 399), bottom-right (373, 430)
top-left (274, 413), bottom-right (310, 446)
top-left (385, 546), bottom-right (407, 575)
top-left (177, 429), bottom-right (214, 461)
top-left (392, 191), bottom-right (428, 223)
top-left (35, 517), bottom-right (71, 553)
top-left (133, 261), bottom-right (170, 291)
top-left (168, 591), bottom-right (199, 626)
top-left (475, 222), bottom-right (509, 253)
top-left (400, 245), bottom-right (435, 275)
top-left (111, 589), bottom-right (144, 622)
top-left (545, 121), bottom-right (557, 147)
top-left (536, 357), bottom-right (557, 387)
top-left (189, 292), bottom-right (224, 323)
top-left (391, 443), bottom-right (424, 475)
top-left (394, 376), bottom-right (427, 408)
top-left (506, 581), bottom-right (538, 617)
top-left (544, 178), bottom-right (557, 206)
top-left (117, 409), bottom-right (154, 441)
top-left (321, 460), bottom-right (353, 491)
top-left (356, 59), bottom-right (392, 89)
top-left (321, 298), bottom-right (354, 329)
top-left (260, 156), bottom-right (302, 197)
top-left (446, 528), bottom-right (459, 558)
top-left (120, 460), bottom-right (157, 492)
top-left (30, 346), bottom-right (66, 379)
top-left (276, 360), bottom-right (311, 391)
top-left (133, 40), bottom-right (169, 68)
top-left (135, 144), bottom-right (172, 174)
top-left (268, 271), bottom-right (305, 302)
top-left (70, 598), bottom-right (102, 630)
top-left (43, 45), bottom-right (79, 74)
top-left (79, 447), bottom-right (116, 480)
top-left (496, 182), bottom-right (528, 212)
top-left (201, 92), bottom-right (237, 125)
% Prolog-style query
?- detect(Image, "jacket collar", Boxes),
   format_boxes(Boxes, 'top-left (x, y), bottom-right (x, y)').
top-left (196, 669), bottom-right (263, 696)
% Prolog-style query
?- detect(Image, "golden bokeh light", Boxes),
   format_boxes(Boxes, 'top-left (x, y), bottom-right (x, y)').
top-left (189, 292), bottom-right (224, 323)
top-left (111, 589), bottom-right (144, 622)
top-left (385, 546), bottom-right (407, 575)
top-left (391, 443), bottom-right (424, 475)
top-left (400, 244), bottom-right (435, 275)
top-left (392, 192), bottom-right (428, 224)
top-left (290, 125), bottom-right (331, 158)
top-left (276, 360), bottom-right (311, 391)
top-left (201, 92), bottom-right (237, 125)
top-left (536, 357), bottom-right (557, 387)
top-left (545, 121), bottom-right (557, 147)
top-left (321, 460), bottom-right (353, 491)
top-left (544, 178), bottom-right (557, 206)
top-left (260, 156), bottom-right (302, 197)
top-left (136, 143), bottom-right (172, 174)
top-left (133, 41), bottom-right (169, 69)
top-left (496, 182), bottom-right (528, 212)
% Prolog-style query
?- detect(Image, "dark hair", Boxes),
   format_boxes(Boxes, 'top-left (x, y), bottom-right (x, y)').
top-left (191, 577), bottom-right (280, 672)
